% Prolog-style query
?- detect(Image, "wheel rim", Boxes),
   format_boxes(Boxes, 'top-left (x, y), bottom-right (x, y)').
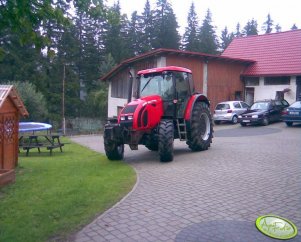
top-left (200, 113), bottom-right (210, 140)
top-left (232, 116), bottom-right (238, 124)
top-left (117, 144), bottom-right (123, 154)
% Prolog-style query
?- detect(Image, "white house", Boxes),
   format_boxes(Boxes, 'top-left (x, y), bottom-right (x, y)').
top-left (222, 29), bottom-right (301, 105)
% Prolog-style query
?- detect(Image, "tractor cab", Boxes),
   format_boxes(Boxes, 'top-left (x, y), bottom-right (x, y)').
top-left (137, 66), bottom-right (194, 118)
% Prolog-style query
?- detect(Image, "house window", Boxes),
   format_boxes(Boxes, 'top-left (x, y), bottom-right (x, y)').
top-left (245, 77), bottom-right (259, 86)
top-left (264, 76), bottom-right (290, 85)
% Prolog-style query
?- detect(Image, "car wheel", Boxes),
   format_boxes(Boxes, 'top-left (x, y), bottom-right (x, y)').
top-left (262, 117), bottom-right (269, 126)
top-left (285, 121), bottom-right (293, 127)
top-left (232, 115), bottom-right (238, 124)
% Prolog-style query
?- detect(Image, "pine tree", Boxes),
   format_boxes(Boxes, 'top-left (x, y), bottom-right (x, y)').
top-left (198, 9), bottom-right (219, 54)
top-left (262, 14), bottom-right (273, 34)
top-left (275, 24), bottom-right (282, 32)
top-left (103, 2), bottom-right (132, 63)
top-left (152, 0), bottom-right (180, 49)
top-left (128, 11), bottom-right (143, 55)
top-left (220, 27), bottom-right (234, 51)
top-left (291, 24), bottom-right (298, 30)
top-left (182, 2), bottom-right (201, 51)
top-left (243, 19), bottom-right (258, 36)
top-left (234, 23), bottom-right (242, 37)
top-left (140, 0), bottom-right (155, 53)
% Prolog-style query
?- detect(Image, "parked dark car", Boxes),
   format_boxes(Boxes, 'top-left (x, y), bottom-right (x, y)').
top-left (281, 101), bottom-right (301, 126)
top-left (238, 99), bottom-right (289, 126)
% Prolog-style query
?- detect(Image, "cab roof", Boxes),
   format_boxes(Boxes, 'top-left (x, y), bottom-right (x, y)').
top-left (137, 66), bottom-right (192, 75)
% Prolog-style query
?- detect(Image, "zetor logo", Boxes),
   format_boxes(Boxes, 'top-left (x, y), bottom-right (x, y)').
top-left (256, 215), bottom-right (298, 240)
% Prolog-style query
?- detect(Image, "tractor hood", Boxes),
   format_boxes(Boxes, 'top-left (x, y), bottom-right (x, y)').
top-left (118, 95), bottom-right (164, 130)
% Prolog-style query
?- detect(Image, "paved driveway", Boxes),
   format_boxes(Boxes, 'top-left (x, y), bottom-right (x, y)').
top-left (71, 122), bottom-right (301, 242)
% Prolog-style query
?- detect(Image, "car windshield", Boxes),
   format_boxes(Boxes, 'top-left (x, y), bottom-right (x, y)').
top-left (290, 101), bottom-right (301, 108)
top-left (215, 104), bottom-right (230, 110)
top-left (139, 73), bottom-right (173, 99)
top-left (251, 102), bottom-right (269, 110)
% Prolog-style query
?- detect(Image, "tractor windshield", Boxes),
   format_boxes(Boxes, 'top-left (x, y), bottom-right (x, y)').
top-left (139, 73), bottom-right (173, 100)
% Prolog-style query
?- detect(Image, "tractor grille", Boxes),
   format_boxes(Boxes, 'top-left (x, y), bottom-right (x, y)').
top-left (120, 120), bottom-right (133, 128)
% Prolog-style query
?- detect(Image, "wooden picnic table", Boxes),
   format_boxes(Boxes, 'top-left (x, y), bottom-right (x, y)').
top-left (19, 134), bottom-right (65, 156)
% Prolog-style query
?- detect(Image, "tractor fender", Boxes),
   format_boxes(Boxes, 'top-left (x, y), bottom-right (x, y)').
top-left (184, 94), bottom-right (210, 121)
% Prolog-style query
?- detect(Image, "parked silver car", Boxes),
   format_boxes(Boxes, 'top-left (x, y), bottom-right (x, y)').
top-left (213, 101), bottom-right (250, 124)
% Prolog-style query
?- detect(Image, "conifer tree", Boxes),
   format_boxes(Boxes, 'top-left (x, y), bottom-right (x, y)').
top-left (152, 0), bottom-right (180, 49)
top-left (140, 0), bottom-right (155, 53)
top-left (291, 24), bottom-right (298, 30)
top-left (128, 11), bottom-right (143, 55)
top-left (234, 23), bottom-right (242, 37)
top-left (220, 27), bottom-right (234, 51)
top-left (182, 2), bottom-right (200, 51)
top-left (262, 14), bottom-right (273, 34)
top-left (275, 24), bottom-right (282, 32)
top-left (243, 19), bottom-right (258, 36)
top-left (198, 9), bottom-right (219, 54)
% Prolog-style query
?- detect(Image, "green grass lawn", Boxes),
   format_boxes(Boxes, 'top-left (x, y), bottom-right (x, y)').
top-left (0, 138), bottom-right (136, 242)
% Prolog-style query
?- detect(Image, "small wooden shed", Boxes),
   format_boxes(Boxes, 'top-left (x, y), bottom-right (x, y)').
top-left (0, 85), bottom-right (28, 186)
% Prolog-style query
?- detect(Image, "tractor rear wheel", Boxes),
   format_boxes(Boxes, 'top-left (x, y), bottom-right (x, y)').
top-left (158, 120), bottom-right (174, 162)
top-left (188, 102), bottom-right (213, 151)
top-left (104, 139), bottom-right (124, 160)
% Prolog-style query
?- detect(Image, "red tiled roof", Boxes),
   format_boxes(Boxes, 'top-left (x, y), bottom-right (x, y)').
top-left (222, 29), bottom-right (301, 76)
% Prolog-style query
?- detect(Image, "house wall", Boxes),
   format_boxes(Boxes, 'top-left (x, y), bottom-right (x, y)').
top-left (247, 76), bottom-right (296, 104)
top-left (207, 61), bottom-right (247, 110)
top-left (166, 56), bottom-right (204, 92)
top-left (107, 58), bottom-right (157, 117)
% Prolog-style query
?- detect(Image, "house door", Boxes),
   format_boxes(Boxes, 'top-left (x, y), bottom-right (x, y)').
top-left (296, 76), bottom-right (301, 101)
top-left (245, 87), bottom-right (255, 105)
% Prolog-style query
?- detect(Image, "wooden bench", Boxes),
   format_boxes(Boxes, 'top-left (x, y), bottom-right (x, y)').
top-left (47, 143), bottom-right (65, 155)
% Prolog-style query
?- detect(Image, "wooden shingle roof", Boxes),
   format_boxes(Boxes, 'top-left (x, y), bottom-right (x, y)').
top-left (0, 85), bottom-right (29, 117)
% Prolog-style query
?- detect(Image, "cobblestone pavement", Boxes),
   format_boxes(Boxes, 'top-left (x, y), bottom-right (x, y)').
top-left (71, 122), bottom-right (301, 242)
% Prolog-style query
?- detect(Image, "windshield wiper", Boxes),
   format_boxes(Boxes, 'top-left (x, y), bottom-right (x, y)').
top-left (141, 76), bottom-right (154, 93)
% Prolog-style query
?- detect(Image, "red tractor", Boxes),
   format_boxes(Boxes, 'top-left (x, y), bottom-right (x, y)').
top-left (104, 66), bottom-right (213, 162)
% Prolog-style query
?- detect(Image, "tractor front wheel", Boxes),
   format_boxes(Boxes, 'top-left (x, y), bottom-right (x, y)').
top-left (104, 139), bottom-right (124, 160)
top-left (188, 102), bottom-right (213, 151)
top-left (158, 120), bottom-right (174, 162)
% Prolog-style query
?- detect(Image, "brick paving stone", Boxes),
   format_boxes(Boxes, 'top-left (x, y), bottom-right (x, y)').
top-left (72, 123), bottom-right (301, 241)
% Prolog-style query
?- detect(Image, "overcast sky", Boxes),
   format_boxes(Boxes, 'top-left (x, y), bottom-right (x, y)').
top-left (105, 0), bottom-right (301, 36)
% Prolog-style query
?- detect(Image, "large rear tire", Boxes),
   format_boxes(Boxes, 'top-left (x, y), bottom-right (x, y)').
top-left (104, 138), bottom-right (124, 160)
top-left (158, 120), bottom-right (174, 162)
top-left (188, 102), bottom-right (213, 151)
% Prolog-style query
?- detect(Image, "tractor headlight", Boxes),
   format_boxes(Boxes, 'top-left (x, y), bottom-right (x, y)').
top-left (128, 115), bottom-right (133, 120)
top-left (252, 115), bottom-right (258, 118)
top-left (120, 116), bottom-right (125, 121)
